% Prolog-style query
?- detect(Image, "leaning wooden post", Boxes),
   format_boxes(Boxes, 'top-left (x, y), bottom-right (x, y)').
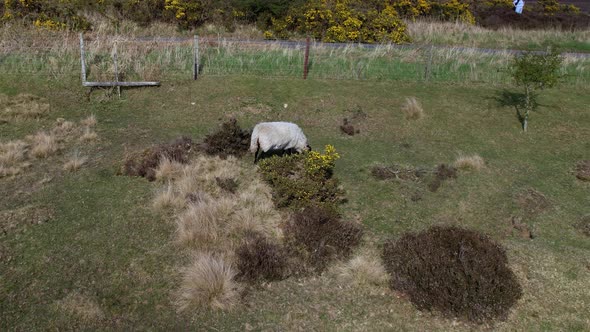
top-left (303, 36), bottom-right (310, 80)
top-left (113, 42), bottom-right (121, 98)
top-left (79, 33), bottom-right (87, 84)
top-left (193, 35), bottom-right (199, 80)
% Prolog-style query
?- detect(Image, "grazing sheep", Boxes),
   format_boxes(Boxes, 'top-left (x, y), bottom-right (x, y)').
top-left (250, 122), bottom-right (310, 163)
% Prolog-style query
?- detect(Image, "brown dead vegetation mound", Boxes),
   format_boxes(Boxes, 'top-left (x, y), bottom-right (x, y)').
top-left (121, 136), bottom-right (194, 181)
top-left (284, 205), bottom-right (363, 272)
top-left (235, 232), bottom-right (288, 282)
top-left (382, 226), bottom-right (522, 323)
top-left (202, 118), bottom-right (250, 159)
top-left (575, 160), bottom-right (590, 181)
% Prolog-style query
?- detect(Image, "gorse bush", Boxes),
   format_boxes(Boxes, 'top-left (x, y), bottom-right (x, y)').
top-left (382, 226), bottom-right (522, 323)
top-left (258, 145), bottom-right (344, 209)
top-left (2, 0), bottom-right (585, 33)
top-left (266, 0), bottom-right (411, 43)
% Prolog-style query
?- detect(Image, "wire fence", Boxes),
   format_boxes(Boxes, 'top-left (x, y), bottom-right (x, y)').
top-left (1, 35), bottom-right (589, 85)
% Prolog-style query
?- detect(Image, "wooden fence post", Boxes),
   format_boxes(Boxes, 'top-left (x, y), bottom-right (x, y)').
top-left (113, 42), bottom-right (121, 98)
top-left (79, 33), bottom-right (87, 83)
top-left (193, 35), bottom-right (199, 80)
top-left (303, 36), bottom-right (310, 79)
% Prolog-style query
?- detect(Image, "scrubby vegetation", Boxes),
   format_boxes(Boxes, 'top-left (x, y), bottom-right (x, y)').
top-left (235, 231), bottom-right (288, 282)
top-left (258, 145), bottom-right (343, 209)
top-left (175, 253), bottom-right (241, 311)
top-left (121, 136), bottom-right (194, 181)
top-left (2, 0), bottom-right (587, 43)
top-left (575, 160), bottom-right (590, 181)
top-left (202, 118), bottom-right (251, 159)
top-left (382, 226), bottom-right (522, 323)
top-left (284, 204), bottom-right (363, 272)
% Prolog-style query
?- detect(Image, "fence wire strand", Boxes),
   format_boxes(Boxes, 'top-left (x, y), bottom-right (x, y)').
top-left (1, 37), bottom-right (589, 85)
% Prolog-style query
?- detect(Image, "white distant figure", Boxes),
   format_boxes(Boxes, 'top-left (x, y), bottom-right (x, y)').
top-left (513, 0), bottom-right (525, 14)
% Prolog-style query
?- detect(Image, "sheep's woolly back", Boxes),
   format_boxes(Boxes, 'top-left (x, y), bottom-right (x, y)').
top-left (250, 122), bottom-right (308, 153)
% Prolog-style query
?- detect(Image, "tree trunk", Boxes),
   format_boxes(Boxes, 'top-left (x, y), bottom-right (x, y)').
top-left (523, 86), bottom-right (531, 132)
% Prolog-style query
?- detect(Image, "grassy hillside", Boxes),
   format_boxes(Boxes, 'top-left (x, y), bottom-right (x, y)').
top-left (1, 73), bottom-right (589, 330)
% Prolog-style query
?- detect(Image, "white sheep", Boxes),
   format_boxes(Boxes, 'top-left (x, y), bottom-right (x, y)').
top-left (250, 122), bottom-right (310, 163)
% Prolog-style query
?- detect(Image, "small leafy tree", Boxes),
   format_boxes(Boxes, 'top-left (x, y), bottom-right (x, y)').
top-left (510, 48), bottom-right (562, 131)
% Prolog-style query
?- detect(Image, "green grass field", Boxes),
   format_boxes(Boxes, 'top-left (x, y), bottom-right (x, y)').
top-left (1, 73), bottom-right (589, 330)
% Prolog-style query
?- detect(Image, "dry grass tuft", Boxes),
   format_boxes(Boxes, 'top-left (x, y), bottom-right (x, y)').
top-left (454, 154), bottom-right (485, 171)
top-left (55, 292), bottom-right (104, 322)
top-left (175, 253), bottom-right (241, 311)
top-left (0, 165), bottom-right (23, 178)
top-left (335, 250), bottom-right (389, 287)
top-left (175, 198), bottom-right (235, 251)
top-left (80, 127), bottom-right (98, 142)
top-left (154, 156), bottom-right (184, 182)
top-left (0, 93), bottom-right (50, 120)
top-left (63, 151), bottom-right (88, 172)
top-left (51, 119), bottom-right (76, 139)
top-left (0, 140), bottom-right (28, 166)
top-left (80, 114), bottom-right (97, 127)
top-left (401, 97), bottom-right (424, 120)
top-left (27, 131), bottom-right (59, 158)
top-left (152, 182), bottom-right (185, 211)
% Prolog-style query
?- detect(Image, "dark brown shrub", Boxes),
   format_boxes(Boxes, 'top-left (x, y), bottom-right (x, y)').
top-left (575, 215), bottom-right (590, 237)
top-left (121, 136), bottom-right (193, 181)
top-left (235, 232), bottom-right (288, 282)
top-left (202, 119), bottom-right (250, 159)
top-left (284, 205), bottom-right (363, 272)
top-left (215, 177), bottom-right (238, 194)
top-left (428, 164), bottom-right (457, 192)
top-left (340, 118), bottom-right (359, 136)
top-left (475, 6), bottom-right (590, 30)
top-left (515, 188), bottom-right (550, 216)
top-left (382, 226), bottom-right (522, 323)
top-left (575, 160), bottom-right (590, 181)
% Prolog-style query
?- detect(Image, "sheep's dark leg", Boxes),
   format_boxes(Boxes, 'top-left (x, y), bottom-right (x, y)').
top-left (254, 143), bottom-right (260, 163)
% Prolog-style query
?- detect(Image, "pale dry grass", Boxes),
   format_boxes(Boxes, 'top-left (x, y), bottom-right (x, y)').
top-left (155, 154), bottom-right (283, 250)
top-left (401, 97), bottom-right (424, 120)
top-left (55, 292), bottom-right (104, 322)
top-left (175, 155), bottom-right (243, 199)
top-left (334, 249), bottom-right (389, 287)
top-left (152, 182), bottom-right (185, 211)
top-left (454, 154), bottom-right (485, 171)
top-left (175, 253), bottom-right (241, 312)
top-left (63, 151), bottom-right (88, 172)
top-left (51, 118), bottom-right (76, 138)
top-left (0, 165), bottom-right (23, 177)
top-left (0, 140), bottom-right (28, 166)
top-left (0, 93), bottom-right (50, 120)
top-left (154, 156), bottom-right (184, 182)
top-left (27, 131), bottom-right (59, 158)
top-left (80, 127), bottom-right (98, 142)
top-left (80, 114), bottom-right (97, 127)
top-left (175, 198), bottom-right (235, 251)
top-left (407, 19), bottom-right (590, 49)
